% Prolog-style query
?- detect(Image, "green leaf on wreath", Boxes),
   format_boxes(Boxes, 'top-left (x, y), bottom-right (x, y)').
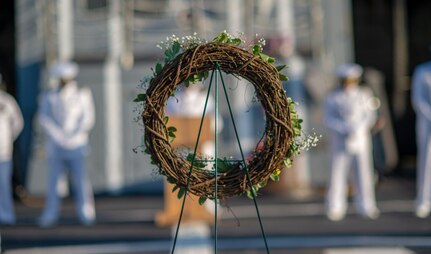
top-left (164, 49), bottom-right (173, 60)
top-left (276, 65), bottom-right (287, 72)
top-left (194, 162), bottom-right (207, 169)
top-left (155, 63), bottom-right (162, 74)
top-left (279, 73), bottom-right (289, 81)
top-left (215, 158), bottom-right (231, 173)
top-left (252, 45), bottom-right (261, 56)
top-left (185, 72), bottom-right (209, 86)
top-left (177, 188), bottom-right (185, 199)
top-left (133, 93), bottom-right (146, 102)
top-left (198, 196), bottom-right (207, 205)
top-left (257, 180), bottom-right (267, 188)
top-left (186, 153), bottom-right (194, 162)
top-left (172, 41), bottom-right (181, 55)
top-left (259, 53), bottom-right (275, 63)
top-left (164, 116), bottom-right (169, 124)
top-left (185, 153), bottom-right (206, 168)
top-left (270, 174), bottom-right (280, 182)
top-left (283, 158), bottom-right (292, 168)
top-left (246, 186), bottom-right (258, 199)
top-left (168, 126), bottom-right (177, 132)
top-left (167, 177), bottom-right (176, 184)
top-left (172, 185), bottom-right (179, 192)
top-left (212, 31), bottom-right (229, 43)
top-left (230, 38), bottom-right (242, 46)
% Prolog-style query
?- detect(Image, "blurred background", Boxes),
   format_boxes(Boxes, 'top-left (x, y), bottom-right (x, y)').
top-left (1, 0), bottom-right (431, 253)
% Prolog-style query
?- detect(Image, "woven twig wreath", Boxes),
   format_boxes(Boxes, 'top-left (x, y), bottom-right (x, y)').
top-left (142, 42), bottom-right (293, 199)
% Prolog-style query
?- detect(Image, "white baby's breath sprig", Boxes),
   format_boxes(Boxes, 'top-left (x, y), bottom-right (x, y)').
top-left (157, 33), bottom-right (206, 52)
top-left (253, 33), bottom-right (266, 52)
top-left (295, 130), bottom-right (322, 152)
top-left (180, 32), bottom-right (206, 49)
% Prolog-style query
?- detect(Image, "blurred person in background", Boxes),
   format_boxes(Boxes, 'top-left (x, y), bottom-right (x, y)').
top-left (411, 58), bottom-right (431, 218)
top-left (324, 63), bottom-right (380, 221)
top-left (37, 61), bottom-right (96, 227)
top-left (166, 82), bottom-right (221, 155)
top-left (0, 74), bottom-right (24, 225)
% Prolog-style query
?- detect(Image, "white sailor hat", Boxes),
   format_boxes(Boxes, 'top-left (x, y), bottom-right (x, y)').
top-left (335, 63), bottom-right (363, 79)
top-left (50, 61), bottom-right (79, 79)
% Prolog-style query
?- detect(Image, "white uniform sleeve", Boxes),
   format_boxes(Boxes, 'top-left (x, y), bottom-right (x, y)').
top-left (324, 94), bottom-right (350, 135)
top-left (412, 66), bottom-right (431, 122)
top-left (38, 93), bottom-right (66, 145)
top-left (352, 87), bottom-right (377, 131)
top-left (76, 87), bottom-right (95, 134)
top-left (8, 95), bottom-right (24, 140)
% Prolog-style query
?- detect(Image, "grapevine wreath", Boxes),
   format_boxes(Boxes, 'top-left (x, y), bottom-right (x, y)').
top-left (135, 32), bottom-right (317, 203)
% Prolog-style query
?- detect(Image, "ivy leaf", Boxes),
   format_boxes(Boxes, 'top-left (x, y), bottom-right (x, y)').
top-left (283, 158), bottom-right (292, 168)
top-left (259, 53), bottom-right (275, 63)
top-left (198, 196), bottom-right (207, 205)
top-left (172, 185), bottom-right (179, 192)
top-left (230, 38), bottom-right (242, 46)
top-left (279, 73), bottom-right (289, 81)
top-left (194, 161), bottom-right (207, 168)
top-left (172, 41), bottom-right (181, 55)
top-left (276, 65), bottom-right (287, 72)
top-left (155, 63), bottom-right (162, 74)
top-left (257, 180), bottom-right (267, 188)
top-left (133, 93), bottom-right (146, 102)
top-left (186, 153), bottom-right (195, 162)
top-left (164, 116), bottom-right (169, 124)
top-left (168, 132), bottom-right (176, 138)
top-left (185, 153), bottom-right (206, 168)
top-left (270, 168), bottom-right (281, 182)
top-left (212, 31), bottom-right (228, 43)
top-left (246, 186), bottom-right (258, 199)
top-left (185, 72), bottom-right (209, 85)
top-left (270, 174), bottom-right (280, 182)
top-left (177, 188), bottom-right (185, 199)
top-left (164, 49), bottom-right (173, 60)
top-left (168, 126), bottom-right (177, 132)
top-left (215, 158), bottom-right (231, 173)
top-left (202, 71), bottom-right (209, 80)
top-left (167, 177), bottom-right (176, 184)
top-left (252, 45), bottom-right (261, 55)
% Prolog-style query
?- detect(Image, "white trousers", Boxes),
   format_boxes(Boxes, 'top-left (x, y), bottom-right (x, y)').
top-left (326, 148), bottom-right (378, 216)
top-left (416, 118), bottom-right (431, 209)
top-left (40, 145), bottom-right (95, 223)
top-left (0, 161), bottom-right (15, 224)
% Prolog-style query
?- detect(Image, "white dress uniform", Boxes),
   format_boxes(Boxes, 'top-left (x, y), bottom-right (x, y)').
top-left (324, 64), bottom-right (379, 221)
top-left (411, 61), bottom-right (431, 218)
top-left (0, 90), bottom-right (23, 225)
top-left (38, 62), bottom-right (96, 226)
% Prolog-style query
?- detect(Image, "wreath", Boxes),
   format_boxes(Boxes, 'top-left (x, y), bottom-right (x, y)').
top-left (134, 32), bottom-right (318, 203)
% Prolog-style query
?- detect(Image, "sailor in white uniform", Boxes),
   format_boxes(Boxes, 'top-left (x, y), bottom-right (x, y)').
top-left (0, 76), bottom-right (23, 225)
top-left (38, 62), bottom-right (96, 227)
top-left (412, 60), bottom-right (431, 218)
top-left (324, 64), bottom-right (380, 221)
